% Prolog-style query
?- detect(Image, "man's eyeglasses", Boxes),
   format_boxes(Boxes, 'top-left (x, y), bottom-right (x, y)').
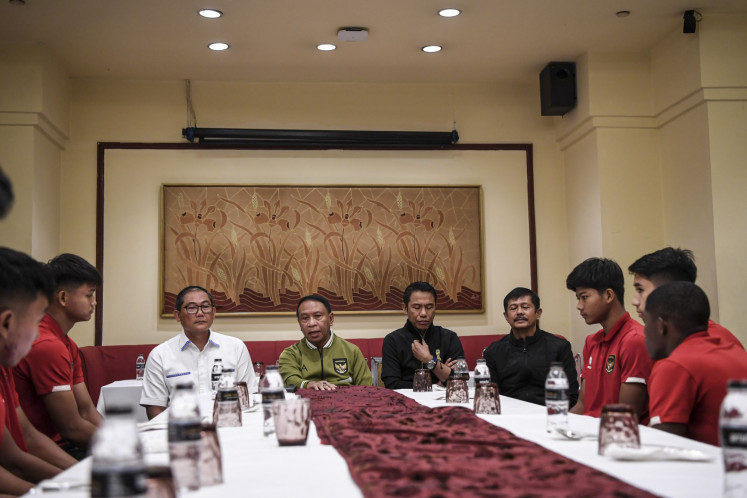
top-left (183, 304), bottom-right (214, 314)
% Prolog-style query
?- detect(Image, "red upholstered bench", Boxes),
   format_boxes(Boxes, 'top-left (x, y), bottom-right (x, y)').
top-left (79, 334), bottom-right (504, 404)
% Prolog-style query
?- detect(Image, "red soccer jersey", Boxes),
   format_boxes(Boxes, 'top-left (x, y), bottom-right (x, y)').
top-left (0, 366), bottom-right (28, 451)
top-left (649, 331), bottom-right (747, 446)
top-left (581, 312), bottom-right (652, 422)
top-left (13, 314), bottom-right (85, 444)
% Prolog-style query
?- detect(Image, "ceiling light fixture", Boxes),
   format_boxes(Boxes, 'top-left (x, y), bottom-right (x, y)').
top-left (317, 44), bottom-right (336, 51)
top-left (438, 8), bottom-right (461, 18)
top-left (199, 9), bottom-right (222, 18)
top-left (615, 10), bottom-right (630, 18)
top-left (422, 45), bottom-right (442, 53)
top-left (208, 42), bottom-right (229, 51)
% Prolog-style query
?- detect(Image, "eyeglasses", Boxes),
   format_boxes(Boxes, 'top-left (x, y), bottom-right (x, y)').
top-left (183, 304), bottom-right (214, 314)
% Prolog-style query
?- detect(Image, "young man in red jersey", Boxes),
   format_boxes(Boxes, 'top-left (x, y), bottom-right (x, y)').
top-left (566, 258), bottom-right (652, 422)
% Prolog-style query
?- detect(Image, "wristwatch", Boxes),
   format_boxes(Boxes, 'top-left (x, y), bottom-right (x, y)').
top-left (425, 356), bottom-right (437, 370)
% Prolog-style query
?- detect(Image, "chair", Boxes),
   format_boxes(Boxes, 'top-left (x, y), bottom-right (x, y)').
top-left (573, 353), bottom-right (582, 390)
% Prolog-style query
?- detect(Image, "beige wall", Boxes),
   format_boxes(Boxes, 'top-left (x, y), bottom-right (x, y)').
top-left (62, 80), bottom-right (569, 346)
top-left (0, 44), bottom-right (67, 260)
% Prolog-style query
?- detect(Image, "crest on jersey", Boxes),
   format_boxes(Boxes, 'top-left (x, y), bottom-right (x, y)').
top-left (605, 354), bottom-right (616, 374)
top-left (333, 358), bottom-right (349, 375)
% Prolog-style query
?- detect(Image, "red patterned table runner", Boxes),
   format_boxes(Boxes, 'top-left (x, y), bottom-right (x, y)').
top-left (300, 386), bottom-right (655, 498)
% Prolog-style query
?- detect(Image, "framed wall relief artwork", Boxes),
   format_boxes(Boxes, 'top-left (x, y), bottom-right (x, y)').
top-left (162, 185), bottom-right (483, 315)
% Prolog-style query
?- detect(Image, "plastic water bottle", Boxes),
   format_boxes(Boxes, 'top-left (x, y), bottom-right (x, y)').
top-left (135, 354), bottom-right (145, 380)
top-left (211, 358), bottom-right (223, 393)
top-left (545, 362), bottom-right (569, 433)
top-left (215, 368), bottom-right (242, 427)
top-left (454, 357), bottom-right (469, 382)
top-left (261, 366), bottom-right (285, 436)
top-left (90, 405), bottom-right (147, 497)
top-left (721, 379), bottom-right (747, 497)
top-left (474, 358), bottom-right (490, 386)
top-left (168, 382), bottom-right (201, 492)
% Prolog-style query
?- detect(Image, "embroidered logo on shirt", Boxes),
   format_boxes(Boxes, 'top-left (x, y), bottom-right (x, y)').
top-left (605, 354), bottom-right (616, 374)
top-left (333, 358), bottom-right (349, 375)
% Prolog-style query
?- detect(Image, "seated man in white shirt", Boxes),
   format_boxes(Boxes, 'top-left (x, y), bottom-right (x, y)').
top-left (140, 286), bottom-right (254, 420)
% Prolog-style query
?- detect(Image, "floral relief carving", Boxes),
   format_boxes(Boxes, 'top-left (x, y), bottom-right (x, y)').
top-left (163, 186), bottom-right (482, 314)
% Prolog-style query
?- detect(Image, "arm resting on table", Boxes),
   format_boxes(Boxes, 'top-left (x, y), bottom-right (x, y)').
top-left (72, 383), bottom-right (103, 427)
top-left (570, 380), bottom-right (585, 415)
top-left (42, 390), bottom-right (99, 448)
top-left (145, 405), bottom-right (167, 421)
top-left (618, 382), bottom-right (647, 420)
top-left (17, 406), bottom-right (76, 470)
top-left (0, 426), bottom-right (61, 484)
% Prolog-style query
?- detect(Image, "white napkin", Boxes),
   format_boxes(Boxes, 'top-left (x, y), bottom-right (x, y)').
top-left (606, 445), bottom-right (714, 462)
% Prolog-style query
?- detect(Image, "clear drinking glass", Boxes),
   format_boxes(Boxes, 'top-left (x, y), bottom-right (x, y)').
top-left (598, 404), bottom-right (640, 456)
top-left (272, 399), bottom-right (311, 446)
top-left (237, 381), bottom-right (252, 411)
top-left (474, 382), bottom-right (501, 414)
top-left (412, 369), bottom-right (432, 392)
top-left (198, 424), bottom-right (223, 486)
top-left (445, 376), bottom-right (469, 403)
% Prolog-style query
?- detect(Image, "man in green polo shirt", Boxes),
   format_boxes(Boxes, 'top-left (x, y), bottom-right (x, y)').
top-left (279, 294), bottom-right (373, 390)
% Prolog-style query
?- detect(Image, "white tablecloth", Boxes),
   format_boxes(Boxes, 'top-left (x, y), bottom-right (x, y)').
top-left (30, 388), bottom-right (726, 497)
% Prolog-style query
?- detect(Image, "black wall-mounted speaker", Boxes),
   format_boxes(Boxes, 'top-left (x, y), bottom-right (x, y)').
top-left (539, 62), bottom-right (577, 116)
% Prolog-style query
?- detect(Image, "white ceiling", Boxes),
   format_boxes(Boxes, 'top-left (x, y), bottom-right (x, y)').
top-left (1, 0), bottom-right (744, 84)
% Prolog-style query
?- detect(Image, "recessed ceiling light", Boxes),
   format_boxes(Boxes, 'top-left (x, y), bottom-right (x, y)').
top-left (422, 45), bottom-right (442, 53)
top-left (199, 9), bottom-right (222, 18)
top-left (616, 10), bottom-right (631, 18)
top-left (438, 8), bottom-right (461, 18)
top-left (317, 44), bottom-right (337, 51)
top-left (208, 42), bottom-right (229, 51)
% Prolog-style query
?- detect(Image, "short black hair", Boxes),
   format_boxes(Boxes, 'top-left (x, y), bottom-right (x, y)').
top-left (48, 253), bottom-right (102, 290)
top-left (645, 282), bottom-right (709, 337)
top-left (566, 257), bottom-right (625, 304)
top-left (403, 281), bottom-right (437, 306)
top-left (175, 285), bottom-right (214, 311)
top-left (0, 247), bottom-right (54, 309)
top-left (503, 287), bottom-right (540, 312)
top-left (296, 294), bottom-right (332, 317)
top-left (0, 165), bottom-right (13, 220)
top-left (628, 247), bottom-right (696, 284)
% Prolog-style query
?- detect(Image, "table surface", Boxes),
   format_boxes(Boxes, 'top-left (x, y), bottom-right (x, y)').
top-left (28, 387), bottom-right (725, 497)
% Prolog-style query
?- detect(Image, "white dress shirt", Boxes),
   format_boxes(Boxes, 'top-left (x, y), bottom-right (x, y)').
top-left (140, 330), bottom-right (254, 407)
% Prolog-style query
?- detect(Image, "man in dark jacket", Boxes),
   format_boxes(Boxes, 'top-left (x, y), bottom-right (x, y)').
top-left (382, 282), bottom-right (463, 389)
top-left (484, 287), bottom-right (578, 406)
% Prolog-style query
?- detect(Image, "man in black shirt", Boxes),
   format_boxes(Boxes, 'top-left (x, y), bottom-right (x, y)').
top-left (484, 287), bottom-right (578, 406)
top-left (382, 282), bottom-right (464, 389)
